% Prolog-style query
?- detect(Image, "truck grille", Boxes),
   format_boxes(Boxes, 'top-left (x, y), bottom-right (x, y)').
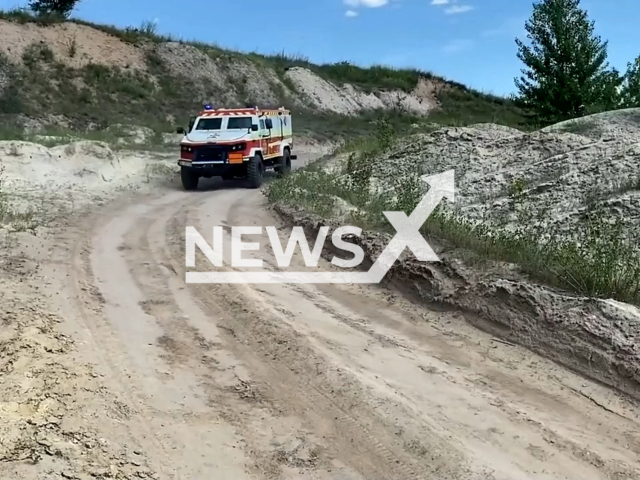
top-left (193, 145), bottom-right (227, 162)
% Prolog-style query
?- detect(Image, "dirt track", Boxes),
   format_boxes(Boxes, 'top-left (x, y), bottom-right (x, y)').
top-left (3, 160), bottom-right (640, 479)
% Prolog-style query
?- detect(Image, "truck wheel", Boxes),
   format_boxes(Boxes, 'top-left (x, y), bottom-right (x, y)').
top-left (180, 167), bottom-right (199, 190)
top-left (275, 149), bottom-right (292, 177)
top-left (246, 155), bottom-right (263, 188)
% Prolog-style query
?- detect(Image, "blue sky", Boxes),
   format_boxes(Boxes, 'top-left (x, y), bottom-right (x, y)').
top-left (2, 0), bottom-right (640, 96)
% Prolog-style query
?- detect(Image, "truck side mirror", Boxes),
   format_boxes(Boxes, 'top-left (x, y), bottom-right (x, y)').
top-left (177, 127), bottom-right (185, 134)
top-left (265, 119), bottom-right (273, 129)
top-left (251, 124), bottom-right (258, 131)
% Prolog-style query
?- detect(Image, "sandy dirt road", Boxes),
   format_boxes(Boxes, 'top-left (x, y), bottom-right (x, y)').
top-left (3, 157), bottom-right (640, 479)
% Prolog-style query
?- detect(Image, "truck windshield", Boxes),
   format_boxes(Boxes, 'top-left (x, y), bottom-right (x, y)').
top-left (194, 118), bottom-right (222, 130)
top-left (226, 117), bottom-right (252, 130)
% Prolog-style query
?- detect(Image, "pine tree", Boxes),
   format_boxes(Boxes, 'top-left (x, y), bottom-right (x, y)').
top-left (514, 0), bottom-right (621, 125)
top-left (28, 0), bottom-right (80, 18)
top-left (621, 55), bottom-right (640, 108)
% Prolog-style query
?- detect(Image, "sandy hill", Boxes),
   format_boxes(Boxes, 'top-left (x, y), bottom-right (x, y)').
top-left (374, 109), bottom-right (640, 241)
top-left (268, 107), bottom-right (640, 305)
top-left (300, 108), bottom-right (640, 255)
top-left (0, 13), bottom-right (524, 139)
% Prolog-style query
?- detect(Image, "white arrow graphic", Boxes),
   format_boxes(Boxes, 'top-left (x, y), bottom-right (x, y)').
top-left (363, 169), bottom-right (455, 283)
top-left (186, 169), bottom-right (455, 284)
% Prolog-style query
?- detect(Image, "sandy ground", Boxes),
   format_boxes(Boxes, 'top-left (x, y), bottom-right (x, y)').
top-left (2, 146), bottom-right (640, 479)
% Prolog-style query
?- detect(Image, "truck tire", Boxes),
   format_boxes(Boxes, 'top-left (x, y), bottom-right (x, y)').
top-left (246, 155), bottom-right (263, 189)
top-left (275, 149), bottom-right (292, 177)
top-left (181, 166), bottom-right (199, 190)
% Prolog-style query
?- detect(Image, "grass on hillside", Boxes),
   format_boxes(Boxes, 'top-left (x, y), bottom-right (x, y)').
top-left (0, 42), bottom-right (181, 133)
top-left (265, 124), bottom-right (640, 305)
top-left (0, 36), bottom-right (527, 143)
top-left (557, 119), bottom-right (605, 138)
top-left (0, 7), bottom-right (443, 92)
top-left (431, 89), bottom-right (530, 128)
top-left (0, 7), bottom-right (528, 133)
top-left (0, 122), bottom-right (176, 152)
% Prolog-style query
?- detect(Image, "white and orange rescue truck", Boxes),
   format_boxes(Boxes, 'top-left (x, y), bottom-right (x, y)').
top-left (176, 105), bottom-right (296, 190)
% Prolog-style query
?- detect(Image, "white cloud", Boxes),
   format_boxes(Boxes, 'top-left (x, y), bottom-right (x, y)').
top-left (431, 0), bottom-right (449, 4)
top-left (342, 0), bottom-right (390, 18)
top-left (344, 0), bottom-right (388, 7)
top-left (444, 4), bottom-right (474, 14)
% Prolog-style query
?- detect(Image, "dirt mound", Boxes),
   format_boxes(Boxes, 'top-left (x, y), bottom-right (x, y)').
top-left (0, 139), bottom-right (330, 230)
top-left (154, 42), bottom-right (233, 104)
top-left (1, 140), bottom-right (173, 188)
top-left (360, 109), bottom-right (640, 242)
top-left (155, 43), bottom-right (297, 107)
top-left (379, 77), bottom-right (443, 114)
top-left (106, 124), bottom-right (156, 145)
top-left (0, 140), bottom-right (178, 226)
top-left (223, 57), bottom-right (296, 106)
top-left (0, 19), bottom-right (146, 70)
top-left (284, 67), bottom-right (438, 115)
top-left (543, 107), bottom-right (640, 139)
top-left (467, 122), bottom-right (523, 136)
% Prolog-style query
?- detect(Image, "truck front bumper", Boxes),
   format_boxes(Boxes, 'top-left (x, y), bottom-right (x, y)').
top-left (178, 160), bottom-right (246, 177)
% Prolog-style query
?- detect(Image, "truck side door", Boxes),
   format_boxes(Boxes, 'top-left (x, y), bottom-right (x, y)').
top-left (278, 113), bottom-right (285, 143)
top-left (259, 117), bottom-right (268, 155)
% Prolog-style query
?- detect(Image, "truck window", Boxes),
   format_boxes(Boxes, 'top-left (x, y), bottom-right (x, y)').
top-left (259, 119), bottom-right (265, 130)
top-left (194, 118), bottom-right (222, 130)
top-left (226, 117), bottom-right (252, 130)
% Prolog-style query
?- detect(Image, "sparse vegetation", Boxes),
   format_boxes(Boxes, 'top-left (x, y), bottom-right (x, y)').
top-left (65, 34), bottom-right (77, 57)
top-left (1, 42), bottom-right (173, 133)
top-left (19, 128), bottom-right (169, 150)
top-left (583, 173), bottom-right (640, 206)
top-left (139, 20), bottom-right (158, 36)
top-left (557, 119), bottom-right (604, 137)
top-left (2, 34), bottom-right (521, 142)
top-left (0, 121), bottom-right (26, 141)
top-left (0, 7), bottom-right (529, 135)
top-left (429, 88), bottom-right (528, 128)
top-left (425, 207), bottom-right (640, 303)
top-left (266, 122), bottom-right (640, 305)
